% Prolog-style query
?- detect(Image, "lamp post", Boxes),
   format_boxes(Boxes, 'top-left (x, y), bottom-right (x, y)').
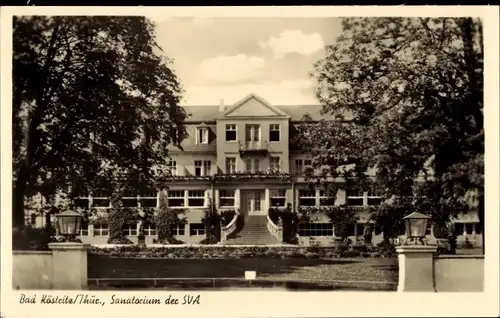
top-left (403, 212), bottom-right (431, 246)
top-left (395, 211), bottom-right (437, 292)
top-left (56, 209), bottom-right (83, 242)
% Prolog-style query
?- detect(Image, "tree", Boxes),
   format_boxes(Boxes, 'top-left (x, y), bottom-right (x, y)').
top-left (13, 16), bottom-right (187, 228)
top-left (296, 18), bottom-right (483, 245)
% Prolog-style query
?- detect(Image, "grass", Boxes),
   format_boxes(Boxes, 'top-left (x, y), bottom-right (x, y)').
top-left (88, 254), bottom-right (398, 290)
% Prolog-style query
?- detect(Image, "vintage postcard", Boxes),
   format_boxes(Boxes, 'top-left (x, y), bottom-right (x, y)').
top-left (1, 5), bottom-right (499, 318)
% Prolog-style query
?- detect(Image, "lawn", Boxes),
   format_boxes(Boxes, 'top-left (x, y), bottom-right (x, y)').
top-left (88, 254), bottom-right (398, 290)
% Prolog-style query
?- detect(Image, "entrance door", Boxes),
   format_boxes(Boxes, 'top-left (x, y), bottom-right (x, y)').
top-left (246, 190), bottom-right (264, 215)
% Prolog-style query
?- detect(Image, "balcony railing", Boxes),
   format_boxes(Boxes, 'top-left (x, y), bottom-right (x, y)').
top-left (238, 141), bottom-right (269, 156)
top-left (161, 167), bottom-right (291, 182)
top-left (214, 168), bottom-right (291, 181)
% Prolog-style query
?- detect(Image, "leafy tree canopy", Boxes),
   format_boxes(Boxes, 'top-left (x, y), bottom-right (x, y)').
top-left (13, 16), bottom-right (187, 228)
top-left (295, 18), bottom-right (483, 239)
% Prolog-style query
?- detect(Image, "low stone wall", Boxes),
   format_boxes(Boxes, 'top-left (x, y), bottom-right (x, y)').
top-left (434, 255), bottom-right (484, 292)
top-left (13, 251), bottom-right (53, 289)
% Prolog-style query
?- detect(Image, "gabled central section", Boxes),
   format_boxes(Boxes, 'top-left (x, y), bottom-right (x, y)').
top-left (224, 94), bottom-right (287, 117)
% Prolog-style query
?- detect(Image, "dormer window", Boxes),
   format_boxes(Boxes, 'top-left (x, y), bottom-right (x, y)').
top-left (197, 128), bottom-right (209, 144)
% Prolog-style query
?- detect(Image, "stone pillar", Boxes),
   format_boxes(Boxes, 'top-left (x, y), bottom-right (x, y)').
top-left (264, 188), bottom-right (270, 213)
top-left (396, 245), bottom-right (437, 292)
top-left (49, 242), bottom-right (90, 290)
top-left (215, 189), bottom-right (220, 208)
top-left (235, 189), bottom-right (240, 210)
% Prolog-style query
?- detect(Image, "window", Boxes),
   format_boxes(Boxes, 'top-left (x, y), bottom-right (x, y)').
top-left (195, 160), bottom-right (211, 176)
top-left (140, 190), bottom-right (158, 208)
top-left (426, 223), bottom-right (432, 235)
top-left (172, 223), bottom-right (186, 236)
top-left (246, 158), bottom-right (260, 172)
top-left (294, 159), bottom-right (303, 176)
top-left (189, 223), bottom-right (205, 236)
top-left (319, 190), bottom-right (335, 206)
top-left (122, 224), bottom-right (138, 236)
top-left (226, 157), bottom-right (236, 174)
top-left (93, 224), bottom-right (109, 236)
top-left (367, 188), bottom-right (383, 206)
top-left (465, 223), bottom-right (474, 235)
top-left (122, 194), bottom-right (138, 207)
top-left (219, 190), bottom-right (235, 207)
top-left (226, 124), bottom-right (237, 141)
top-left (293, 159), bottom-right (312, 176)
top-left (299, 190), bottom-right (316, 207)
top-left (245, 124), bottom-right (260, 142)
top-left (30, 213), bottom-right (36, 226)
top-left (298, 223), bottom-right (333, 236)
top-left (269, 124), bottom-right (280, 142)
top-left (270, 189), bottom-right (286, 207)
top-left (144, 225), bottom-right (157, 236)
top-left (454, 222), bottom-right (464, 235)
top-left (167, 160), bottom-right (177, 176)
top-left (74, 198), bottom-right (90, 209)
top-left (80, 223), bottom-right (89, 236)
top-left (270, 156), bottom-right (280, 172)
top-left (168, 190), bottom-right (185, 207)
top-left (197, 128), bottom-right (209, 144)
top-left (93, 199), bottom-right (110, 208)
top-left (188, 190), bottom-right (205, 207)
top-left (346, 189), bottom-right (364, 206)
top-left (475, 223), bottom-right (482, 234)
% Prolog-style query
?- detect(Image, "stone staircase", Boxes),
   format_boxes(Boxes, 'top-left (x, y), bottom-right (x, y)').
top-left (223, 215), bottom-right (280, 245)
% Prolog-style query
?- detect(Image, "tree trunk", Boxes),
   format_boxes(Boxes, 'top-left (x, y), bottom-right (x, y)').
top-left (478, 193), bottom-right (484, 254)
top-left (12, 166), bottom-right (28, 229)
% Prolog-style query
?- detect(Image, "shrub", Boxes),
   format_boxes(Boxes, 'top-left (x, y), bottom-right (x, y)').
top-left (220, 210), bottom-right (236, 227)
top-left (433, 223), bottom-right (450, 239)
top-left (268, 207), bottom-right (299, 244)
top-left (352, 244), bottom-right (369, 253)
top-left (201, 204), bottom-right (221, 244)
top-left (341, 250), bottom-right (361, 258)
top-left (154, 237), bottom-right (184, 244)
top-left (106, 192), bottom-right (136, 245)
top-left (12, 225), bottom-right (55, 251)
top-left (305, 252), bottom-right (320, 259)
top-left (155, 190), bottom-right (186, 244)
top-left (334, 243), bottom-right (349, 253)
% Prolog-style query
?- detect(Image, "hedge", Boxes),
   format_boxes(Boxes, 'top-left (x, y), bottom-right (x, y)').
top-left (89, 245), bottom-right (394, 259)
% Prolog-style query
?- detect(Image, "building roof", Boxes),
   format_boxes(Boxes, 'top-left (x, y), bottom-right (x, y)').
top-left (182, 106), bottom-right (221, 122)
top-left (182, 104), bottom-right (332, 122)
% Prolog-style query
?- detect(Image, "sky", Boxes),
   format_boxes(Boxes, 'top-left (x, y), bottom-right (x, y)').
top-left (147, 16), bottom-right (343, 106)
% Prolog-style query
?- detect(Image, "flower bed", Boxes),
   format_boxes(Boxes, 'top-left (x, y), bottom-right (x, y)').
top-left (88, 245), bottom-right (394, 259)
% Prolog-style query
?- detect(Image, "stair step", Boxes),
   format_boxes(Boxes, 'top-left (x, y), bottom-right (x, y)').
top-left (224, 216), bottom-right (279, 245)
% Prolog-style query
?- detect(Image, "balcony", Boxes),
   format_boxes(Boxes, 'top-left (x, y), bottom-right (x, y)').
top-left (238, 141), bottom-right (269, 156)
top-left (214, 168), bottom-right (291, 182)
top-left (160, 166), bottom-right (291, 182)
top-left (161, 165), bottom-right (214, 182)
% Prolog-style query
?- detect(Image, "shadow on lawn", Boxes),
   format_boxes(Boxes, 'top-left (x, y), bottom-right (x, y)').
top-left (88, 254), bottom-right (366, 279)
top-left (370, 264), bottom-right (399, 271)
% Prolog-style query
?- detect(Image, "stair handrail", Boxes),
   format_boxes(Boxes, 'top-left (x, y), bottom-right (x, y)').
top-left (221, 209), bottom-right (240, 242)
top-left (267, 214), bottom-right (283, 243)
